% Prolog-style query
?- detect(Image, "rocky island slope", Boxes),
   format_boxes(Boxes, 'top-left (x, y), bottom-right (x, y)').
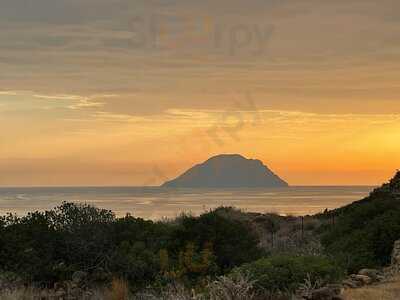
top-left (162, 154), bottom-right (289, 188)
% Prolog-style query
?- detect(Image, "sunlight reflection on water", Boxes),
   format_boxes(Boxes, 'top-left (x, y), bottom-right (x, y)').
top-left (0, 186), bottom-right (374, 220)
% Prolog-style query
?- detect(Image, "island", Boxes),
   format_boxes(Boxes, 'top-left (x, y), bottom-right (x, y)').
top-left (161, 154), bottom-right (289, 188)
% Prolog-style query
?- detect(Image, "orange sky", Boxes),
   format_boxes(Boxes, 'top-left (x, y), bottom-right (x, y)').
top-left (0, 0), bottom-right (400, 186)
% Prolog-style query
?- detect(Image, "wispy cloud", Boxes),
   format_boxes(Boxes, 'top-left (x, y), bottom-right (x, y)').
top-left (68, 99), bottom-right (104, 110)
top-left (33, 93), bottom-right (106, 110)
top-left (0, 91), bottom-right (108, 111)
top-left (91, 111), bottom-right (147, 122)
top-left (0, 91), bottom-right (19, 96)
top-left (33, 94), bottom-right (84, 101)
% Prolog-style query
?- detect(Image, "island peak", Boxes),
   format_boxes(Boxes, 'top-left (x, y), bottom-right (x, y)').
top-left (162, 154), bottom-right (288, 188)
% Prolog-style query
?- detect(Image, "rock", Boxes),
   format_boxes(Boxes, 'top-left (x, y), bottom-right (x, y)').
top-left (391, 239), bottom-right (400, 268)
top-left (310, 287), bottom-right (335, 300)
top-left (376, 275), bottom-right (385, 282)
top-left (72, 271), bottom-right (87, 286)
top-left (352, 274), bottom-right (372, 285)
top-left (307, 285), bottom-right (344, 300)
top-left (342, 279), bottom-right (360, 289)
top-left (358, 269), bottom-right (380, 281)
top-left (325, 284), bottom-right (343, 295)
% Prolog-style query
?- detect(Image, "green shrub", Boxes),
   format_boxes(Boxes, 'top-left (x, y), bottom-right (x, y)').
top-left (233, 255), bottom-right (344, 293)
top-left (109, 241), bottom-right (160, 288)
top-left (320, 173), bottom-right (400, 272)
top-left (169, 210), bottom-right (263, 272)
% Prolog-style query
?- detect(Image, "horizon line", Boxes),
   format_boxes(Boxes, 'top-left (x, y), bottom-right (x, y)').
top-left (0, 184), bottom-right (378, 188)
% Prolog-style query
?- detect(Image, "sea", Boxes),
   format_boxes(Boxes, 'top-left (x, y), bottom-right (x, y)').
top-left (0, 186), bottom-right (375, 220)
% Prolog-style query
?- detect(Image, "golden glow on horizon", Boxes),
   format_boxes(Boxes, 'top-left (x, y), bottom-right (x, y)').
top-left (1, 92), bottom-right (399, 186)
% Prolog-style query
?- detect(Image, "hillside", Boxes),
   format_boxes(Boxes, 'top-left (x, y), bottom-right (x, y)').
top-left (162, 154), bottom-right (289, 188)
top-left (319, 171), bottom-right (400, 272)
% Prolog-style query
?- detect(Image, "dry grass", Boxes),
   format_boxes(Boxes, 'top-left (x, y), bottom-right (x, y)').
top-left (0, 279), bottom-right (129, 300)
top-left (207, 273), bottom-right (256, 300)
top-left (343, 276), bottom-right (400, 300)
top-left (107, 277), bottom-right (130, 300)
top-left (0, 288), bottom-right (40, 300)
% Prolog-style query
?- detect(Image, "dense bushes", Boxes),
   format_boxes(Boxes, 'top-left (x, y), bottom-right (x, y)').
top-left (234, 255), bottom-right (343, 293)
top-left (169, 211), bottom-right (262, 271)
top-left (0, 211), bottom-right (62, 281)
top-left (320, 171), bottom-right (400, 272)
top-left (0, 203), bottom-right (261, 289)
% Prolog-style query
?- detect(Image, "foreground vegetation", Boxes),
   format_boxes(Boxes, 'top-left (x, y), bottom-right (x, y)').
top-left (1, 171), bottom-right (400, 299)
top-left (0, 204), bottom-right (340, 299)
top-left (0, 203), bottom-right (262, 287)
top-left (319, 171), bottom-right (400, 273)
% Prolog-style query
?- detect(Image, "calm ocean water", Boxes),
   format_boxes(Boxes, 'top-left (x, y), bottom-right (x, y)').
top-left (0, 186), bottom-right (374, 220)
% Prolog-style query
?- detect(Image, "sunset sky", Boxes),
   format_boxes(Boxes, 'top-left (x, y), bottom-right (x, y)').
top-left (1, 0), bottom-right (400, 186)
